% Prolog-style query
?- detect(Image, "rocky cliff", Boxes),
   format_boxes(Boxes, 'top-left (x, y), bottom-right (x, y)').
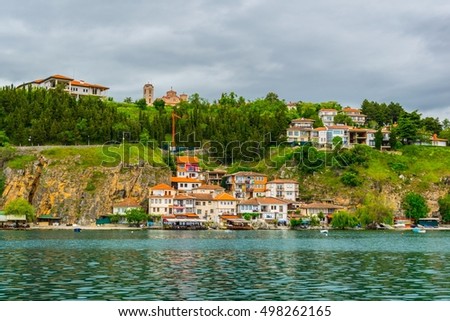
top-left (1, 149), bottom-right (171, 225)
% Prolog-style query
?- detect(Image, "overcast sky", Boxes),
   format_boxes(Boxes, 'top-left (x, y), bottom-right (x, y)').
top-left (1, 0), bottom-right (450, 120)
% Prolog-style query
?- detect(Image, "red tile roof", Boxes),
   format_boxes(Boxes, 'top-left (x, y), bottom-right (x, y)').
top-left (171, 177), bottom-right (201, 183)
top-left (214, 193), bottom-right (237, 201)
top-left (150, 183), bottom-right (174, 191)
top-left (176, 156), bottom-right (199, 164)
top-left (113, 198), bottom-right (140, 208)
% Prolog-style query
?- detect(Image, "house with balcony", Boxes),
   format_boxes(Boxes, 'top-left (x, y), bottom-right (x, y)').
top-left (191, 185), bottom-right (225, 197)
top-left (298, 202), bottom-right (344, 225)
top-left (204, 169), bottom-right (227, 185)
top-left (342, 107), bottom-right (367, 126)
top-left (311, 127), bottom-right (328, 147)
top-left (326, 125), bottom-right (350, 147)
top-left (266, 179), bottom-right (299, 201)
top-left (18, 74), bottom-right (109, 99)
top-left (214, 193), bottom-right (238, 219)
top-left (224, 171), bottom-right (267, 199)
top-left (172, 194), bottom-right (196, 215)
top-left (286, 118), bottom-right (314, 144)
top-left (238, 197), bottom-right (289, 222)
top-left (318, 109), bottom-right (338, 127)
top-left (176, 156), bottom-right (201, 179)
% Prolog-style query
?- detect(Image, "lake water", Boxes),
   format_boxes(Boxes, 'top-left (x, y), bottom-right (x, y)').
top-left (1, 229), bottom-right (449, 301)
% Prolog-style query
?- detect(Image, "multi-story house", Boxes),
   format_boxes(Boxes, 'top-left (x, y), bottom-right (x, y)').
top-left (342, 107), bottom-right (367, 127)
top-left (176, 156), bottom-right (201, 179)
top-left (298, 202), bottom-right (344, 225)
top-left (148, 183), bottom-right (177, 215)
top-left (112, 198), bottom-right (141, 223)
top-left (204, 169), bottom-right (227, 185)
top-left (224, 171), bottom-right (267, 199)
top-left (191, 185), bottom-right (225, 197)
top-left (311, 127), bottom-right (328, 147)
top-left (326, 125), bottom-right (350, 147)
top-left (238, 197), bottom-right (289, 222)
top-left (214, 193), bottom-right (238, 218)
top-left (170, 177), bottom-right (201, 192)
top-left (286, 118), bottom-right (314, 143)
top-left (266, 179), bottom-right (299, 201)
top-left (318, 109), bottom-right (338, 127)
top-left (172, 194), bottom-right (196, 215)
top-left (18, 74), bottom-right (109, 99)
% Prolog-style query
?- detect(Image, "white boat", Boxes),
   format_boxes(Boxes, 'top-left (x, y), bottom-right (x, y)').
top-left (412, 227), bottom-right (426, 234)
top-left (320, 229), bottom-right (329, 235)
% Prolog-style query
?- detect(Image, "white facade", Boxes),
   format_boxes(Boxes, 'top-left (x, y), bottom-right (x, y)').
top-left (238, 197), bottom-right (289, 221)
top-left (318, 109), bottom-right (338, 127)
top-left (266, 180), bottom-right (299, 201)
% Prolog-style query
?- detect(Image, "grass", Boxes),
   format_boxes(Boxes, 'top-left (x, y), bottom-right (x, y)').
top-left (7, 155), bottom-right (37, 169)
top-left (41, 144), bottom-right (165, 169)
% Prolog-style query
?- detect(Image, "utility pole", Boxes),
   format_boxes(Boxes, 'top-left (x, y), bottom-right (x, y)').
top-left (171, 112), bottom-right (181, 152)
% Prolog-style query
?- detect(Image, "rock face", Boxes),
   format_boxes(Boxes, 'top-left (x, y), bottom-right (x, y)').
top-left (1, 154), bottom-right (171, 225)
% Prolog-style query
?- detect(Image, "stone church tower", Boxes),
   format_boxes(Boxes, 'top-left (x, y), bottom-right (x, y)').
top-left (143, 83), bottom-right (154, 105)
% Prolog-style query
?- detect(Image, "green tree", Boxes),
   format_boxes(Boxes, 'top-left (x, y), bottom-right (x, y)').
top-left (0, 131), bottom-right (10, 146)
top-left (341, 171), bottom-right (363, 187)
top-left (334, 112), bottom-right (353, 126)
top-left (4, 198), bottom-right (35, 222)
top-left (135, 98), bottom-right (147, 110)
top-left (397, 111), bottom-right (422, 145)
top-left (331, 210), bottom-right (359, 229)
top-left (438, 194), bottom-right (450, 223)
top-left (125, 208), bottom-right (148, 226)
top-left (356, 193), bottom-right (394, 227)
top-left (374, 128), bottom-right (383, 150)
top-left (402, 192), bottom-right (429, 222)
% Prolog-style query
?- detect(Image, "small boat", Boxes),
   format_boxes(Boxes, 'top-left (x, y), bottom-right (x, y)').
top-left (320, 229), bottom-right (329, 235)
top-left (74, 227), bottom-right (82, 232)
top-left (412, 227), bottom-right (426, 234)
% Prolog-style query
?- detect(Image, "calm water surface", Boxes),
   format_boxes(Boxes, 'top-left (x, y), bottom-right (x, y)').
top-left (0, 229), bottom-right (449, 300)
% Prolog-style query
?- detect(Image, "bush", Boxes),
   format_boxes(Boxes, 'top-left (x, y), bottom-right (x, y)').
top-left (341, 171), bottom-right (363, 187)
top-left (402, 192), bottom-right (429, 222)
top-left (331, 210), bottom-right (359, 229)
top-left (438, 194), bottom-right (450, 223)
top-left (4, 198), bottom-right (35, 222)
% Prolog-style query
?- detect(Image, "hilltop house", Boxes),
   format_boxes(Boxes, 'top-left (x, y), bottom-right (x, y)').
top-left (18, 74), bottom-right (109, 99)
top-left (318, 109), bottom-right (338, 127)
top-left (343, 107), bottom-right (367, 126)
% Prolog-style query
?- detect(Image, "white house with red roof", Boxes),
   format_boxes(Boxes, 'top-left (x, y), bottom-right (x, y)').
top-left (18, 74), bottom-right (109, 99)
top-left (176, 156), bottom-right (201, 179)
top-left (238, 197), bottom-right (289, 221)
top-left (286, 118), bottom-right (315, 143)
top-left (318, 109), bottom-right (338, 127)
top-left (148, 183), bottom-right (177, 215)
top-left (266, 179), bottom-right (299, 201)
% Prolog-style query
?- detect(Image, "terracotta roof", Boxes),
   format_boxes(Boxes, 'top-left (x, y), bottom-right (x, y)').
top-left (292, 118), bottom-right (315, 122)
top-left (214, 193), bottom-right (237, 201)
top-left (174, 194), bottom-right (196, 200)
top-left (319, 108), bottom-right (338, 112)
top-left (239, 198), bottom-right (260, 205)
top-left (171, 177), bottom-right (201, 183)
top-left (267, 179), bottom-right (298, 184)
top-left (256, 197), bottom-right (289, 205)
top-left (175, 213), bottom-right (199, 219)
top-left (327, 125), bottom-right (350, 129)
top-left (343, 107), bottom-right (361, 112)
top-left (193, 185), bottom-right (225, 190)
top-left (113, 198), bottom-right (140, 208)
top-left (176, 156), bottom-right (199, 164)
top-left (46, 74), bottom-right (74, 81)
top-left (70, 80), bottom-right (109, 90)
top-left (313, 127), bottom-right (327, 131)
top-left (150, 183), bottom-right (174, 191)
top-left (190, 193), bottom-right (215, 201)
top-left (288, 127), bottom-right (312, 131)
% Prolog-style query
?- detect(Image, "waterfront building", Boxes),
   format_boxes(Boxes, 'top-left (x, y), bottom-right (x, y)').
top-left (238, 197), bottom-right (289, 222)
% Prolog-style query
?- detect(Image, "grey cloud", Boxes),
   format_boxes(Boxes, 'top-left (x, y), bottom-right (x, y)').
top-left (1, 0), bottom-right (449, 120)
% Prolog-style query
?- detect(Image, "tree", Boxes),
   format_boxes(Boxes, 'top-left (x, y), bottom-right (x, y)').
top-left (396, 111), bottom-right (422, 145)
top-left (438, 194), bottom-right (450, 223)
top-left (356, 193), bottom-right (394, 227)
top-left (334, 112), bottom-right (353, 126)
top-left (135, 98), bottom-right (147, 110)
top-left (4, 198), bottom-right (35, 222)
top-left (374, 128), bottom-right (383, 150)
top-left (331, 210), bottom-right (359, 229)
top-left (402, 192), bottom-right (429, 222)
top-left (0, 131), bottom-right (9, 146)
top-left (125, 208), bottom-right (148, 226)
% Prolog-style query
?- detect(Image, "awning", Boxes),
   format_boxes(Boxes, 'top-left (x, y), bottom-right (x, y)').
top-left (38, 215), bottom-right (62, 220)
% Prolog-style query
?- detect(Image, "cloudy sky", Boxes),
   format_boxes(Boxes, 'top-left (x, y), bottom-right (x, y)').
top-left (1, 0), bottom-right (450, 119)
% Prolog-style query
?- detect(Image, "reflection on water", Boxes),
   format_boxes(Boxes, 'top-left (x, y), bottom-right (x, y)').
top-left (1, 230), bottom-right (449, 300)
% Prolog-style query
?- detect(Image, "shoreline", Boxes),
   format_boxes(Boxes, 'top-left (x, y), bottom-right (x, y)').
top-left (2, 224), bottom-right (448, 231)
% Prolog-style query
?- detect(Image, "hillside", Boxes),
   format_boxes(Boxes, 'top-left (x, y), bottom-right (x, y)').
top-left (1, 144), bottom-right (449, 223)
top-left (0, 145), bottom-right (170, 224)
